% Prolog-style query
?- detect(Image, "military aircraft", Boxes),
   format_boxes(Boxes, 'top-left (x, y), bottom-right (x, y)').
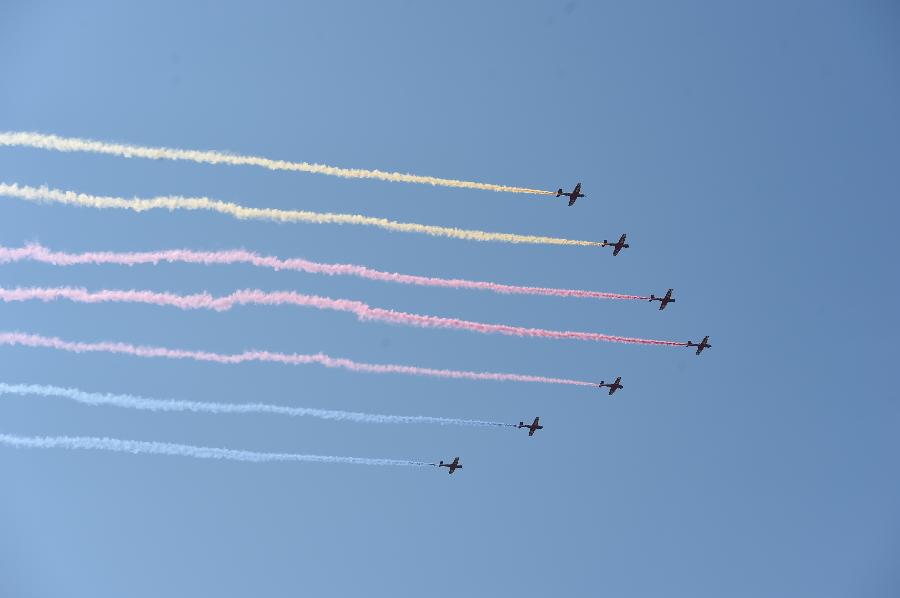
top-left (556, 182), bottom-right (585, 206)
top-left (649, 289), bottom-right (675, 310)
top-left (598, 376), bottom-right (624, 396)
top-left (686, 335), bottom-right (712, 355)
top-left (603, 234), bottom-right (629, 256)
top-left (438, 457), bottom-right (462, 474)
top-left (518, 416), bottom-right (543, 436)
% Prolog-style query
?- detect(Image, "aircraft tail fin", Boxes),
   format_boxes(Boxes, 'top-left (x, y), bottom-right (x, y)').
top-left (556, 188), bottom-right (563, 197)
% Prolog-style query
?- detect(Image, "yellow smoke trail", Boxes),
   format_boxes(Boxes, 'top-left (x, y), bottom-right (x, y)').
top-left (0, 131), bottom-right (555, 195)
top-left (0, 183), bottom-right (604, 247)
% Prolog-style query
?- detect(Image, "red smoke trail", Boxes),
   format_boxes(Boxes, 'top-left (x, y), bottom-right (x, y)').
top-left (0, 332), bottom-right (598, 387)
top-left (0, 244), bottom-right (648, 301)
top-left (0, 287), bottom-right (685, 347)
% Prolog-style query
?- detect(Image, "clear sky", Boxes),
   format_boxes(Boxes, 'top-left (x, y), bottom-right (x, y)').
top-left (1, 1), bottom-right (898, 596)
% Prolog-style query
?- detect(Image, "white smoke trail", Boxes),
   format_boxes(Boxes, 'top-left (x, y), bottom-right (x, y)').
top-left (0, 183), bottom-right (604, 248)
top-left (0, 131), bottom-right (554, 195)
top-left (0, 382), bottom-right (514, 428)
top-left (0, 433), bottom-right (435, 467)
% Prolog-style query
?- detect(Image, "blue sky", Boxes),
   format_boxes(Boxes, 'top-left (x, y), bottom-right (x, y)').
top-left (1, 1), bottom-right (898, 596)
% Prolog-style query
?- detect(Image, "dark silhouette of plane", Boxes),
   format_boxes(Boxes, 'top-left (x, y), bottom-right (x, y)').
top-left (438, 457), bottom-right (462, 474)
top-left (518, 416), bottom-right (543, 436)
top-left (649, 289), bottom-right (675, 310)
top-left (686, 335), bottom-right (712, 355)
top-left (603, 234), bottom-right (629, 256)
top-left (556, 183), bottom-right (584, 206)
top-left (598, 376), bottom-right (624, 396)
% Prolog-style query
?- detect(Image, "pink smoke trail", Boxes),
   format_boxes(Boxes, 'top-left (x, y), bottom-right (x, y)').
top-left (0, 243), bottom-right (648, 301)
top-left (0, 331), bottom-right (597, 387)
top-left (0, 287), bottom-right (685, 347)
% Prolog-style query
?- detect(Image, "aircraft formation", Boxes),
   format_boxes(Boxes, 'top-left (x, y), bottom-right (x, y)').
top-left (435, 184), bottom-right (710, 475)
top-left (434, 184), bottom-right (709, 474)
top-left (0, 133), bottom-right (712, 475)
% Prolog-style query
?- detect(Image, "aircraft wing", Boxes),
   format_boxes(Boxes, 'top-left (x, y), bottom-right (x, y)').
top-left (568, 196), bottom-right (577, 206)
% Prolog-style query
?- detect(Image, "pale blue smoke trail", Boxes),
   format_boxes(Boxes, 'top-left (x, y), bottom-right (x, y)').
top-left (0, 433), bottom-right (436, 467)
top-left (0, 382), bottom-right (516, 428)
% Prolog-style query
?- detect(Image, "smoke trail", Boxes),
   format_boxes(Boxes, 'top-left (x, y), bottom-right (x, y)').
top-left (0, 183), bottom-right (601, 248)
top-left (0, 433), bottom-right (435, 467)
top-left (0, 382), bottom-right (515, 428)
top-left (0, 243), bottom-right (648, 301)
top-left (0, 331), bottom-right (597, 387)
top-left (0, 286), bottom-right (682, 347)
top-left (0, 131), bottom-right (554, 195)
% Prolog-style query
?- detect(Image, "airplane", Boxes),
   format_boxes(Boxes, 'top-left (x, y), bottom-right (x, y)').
top-left (518, 416), bottom-right (543, 436)
top-left (649, 289), bottom-right (675, 310)
top-left (556, 182), bottom-right (585, 206)
top-left (438, 457), bottom-right (462, 474)
top-left (603, 233), bottom-right (629, 256)
top-left (686, 335), bottom-right (712, 355)
top-left (598, 376), bottom-right (624, 396)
